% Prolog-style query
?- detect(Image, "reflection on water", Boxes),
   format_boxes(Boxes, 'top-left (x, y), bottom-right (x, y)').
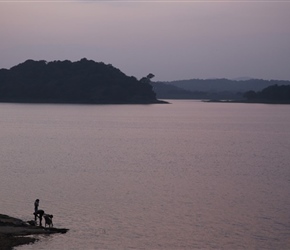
top-left (0, 101), bottom-right (289, 249)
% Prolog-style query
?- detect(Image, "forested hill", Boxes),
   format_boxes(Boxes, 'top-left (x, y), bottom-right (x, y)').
top-left (152, 78), bottom-right (290, 100)
top-left (0, 59), bottom-right (162, 104)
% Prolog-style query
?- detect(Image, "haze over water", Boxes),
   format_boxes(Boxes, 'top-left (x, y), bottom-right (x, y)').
top-left (0, 100), bottom-right (290, 249)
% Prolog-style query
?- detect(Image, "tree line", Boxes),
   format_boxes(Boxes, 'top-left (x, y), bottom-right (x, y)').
top-left (0, 59), bottom-right (160, 104)
top-left (243, 85), bottom-right (290, 103)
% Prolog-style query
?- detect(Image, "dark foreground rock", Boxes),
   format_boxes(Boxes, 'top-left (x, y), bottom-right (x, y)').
top-left (0, 234), bottom-right (36, 250)
top-left (0, 214), bottom-right (68, 250)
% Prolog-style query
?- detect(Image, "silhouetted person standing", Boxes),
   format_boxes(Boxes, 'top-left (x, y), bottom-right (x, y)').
top-left (34, 199), bottom-right (39, 220)
top-left (34, 199), bottom-right (39, 212)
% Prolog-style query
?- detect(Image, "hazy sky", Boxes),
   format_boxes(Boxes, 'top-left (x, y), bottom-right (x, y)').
top-left (1, 1), bottom-right (290, 81)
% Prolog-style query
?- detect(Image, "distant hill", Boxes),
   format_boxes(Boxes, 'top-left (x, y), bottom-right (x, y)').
top-left (0, 59), bottom-right (164, 104)
top-left (152, 78), bottom-right (290, 100)
top-left (151, 82), bottom-right (206, 99)
top-left (231, 77), bottom-right (253, 81)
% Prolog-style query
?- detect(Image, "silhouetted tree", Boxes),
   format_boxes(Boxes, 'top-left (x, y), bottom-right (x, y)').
top-left (140, 73), bottom-right (155, 84)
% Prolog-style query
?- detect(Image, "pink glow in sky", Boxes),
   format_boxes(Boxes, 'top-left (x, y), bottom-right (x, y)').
top-left (1, 1), bottom-right (290, 81)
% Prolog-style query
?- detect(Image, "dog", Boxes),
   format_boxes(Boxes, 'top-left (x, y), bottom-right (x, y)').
top-left (44, 214), bottom-right (53, 228)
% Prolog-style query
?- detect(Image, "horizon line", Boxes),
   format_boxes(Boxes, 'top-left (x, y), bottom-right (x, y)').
top-left (1, 0), bottom-right (290, 3)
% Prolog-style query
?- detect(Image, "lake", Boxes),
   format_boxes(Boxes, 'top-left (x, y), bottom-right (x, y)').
top-left (0, 100), bottom-right (289, 249)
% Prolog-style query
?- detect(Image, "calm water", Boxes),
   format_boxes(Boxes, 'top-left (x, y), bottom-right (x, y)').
top-left (0, 100), bottom-right (290, 249)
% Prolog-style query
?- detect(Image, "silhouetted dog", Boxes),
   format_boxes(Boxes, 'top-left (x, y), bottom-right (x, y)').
top-left (44, 214), bottom-right (53, 228)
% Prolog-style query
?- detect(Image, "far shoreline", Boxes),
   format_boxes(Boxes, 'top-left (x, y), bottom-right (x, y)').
top-left (204, 99), bottom-right (290, 104)
top-left (0, 99), bottom-right (169, 105)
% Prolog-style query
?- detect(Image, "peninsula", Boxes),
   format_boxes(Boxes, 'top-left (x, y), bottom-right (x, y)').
top-left (0, 59), bottom-right (165, 104)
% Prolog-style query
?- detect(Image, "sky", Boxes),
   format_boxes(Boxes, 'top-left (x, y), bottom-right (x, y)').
top-left (0, 0), bottom-right (290, 82)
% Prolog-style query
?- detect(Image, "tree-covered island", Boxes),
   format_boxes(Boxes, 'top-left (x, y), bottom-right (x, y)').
top-left (0, 59), bottom-right (166, 104)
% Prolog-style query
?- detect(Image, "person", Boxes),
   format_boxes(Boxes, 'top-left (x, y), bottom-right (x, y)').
top-left (34, 199), bottom-right (39, 212)
top-left (34, 209), bottom-right (45, 226)
top-left (34, 199), bottom-right (39, 220)
top-left (44, 214), bottom-right (54, 227)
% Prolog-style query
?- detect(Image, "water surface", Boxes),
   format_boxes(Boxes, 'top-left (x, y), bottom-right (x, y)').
top-left (0, 100), bottom-right (289, 249)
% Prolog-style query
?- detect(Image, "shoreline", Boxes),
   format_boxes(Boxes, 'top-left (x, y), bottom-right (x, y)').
top-left (0, 214), bottom-right (68, 250)
top-left (204, 99), bottom-right (290, 104)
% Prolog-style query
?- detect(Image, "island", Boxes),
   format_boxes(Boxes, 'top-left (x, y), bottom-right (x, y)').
top-left (0, 214), bottom-right (68, 249)
top-left (0, 59), bottom-right (166, 104)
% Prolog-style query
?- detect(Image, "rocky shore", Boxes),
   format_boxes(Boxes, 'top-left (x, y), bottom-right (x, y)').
top-left (0, 214), bottom-right (68, 250)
